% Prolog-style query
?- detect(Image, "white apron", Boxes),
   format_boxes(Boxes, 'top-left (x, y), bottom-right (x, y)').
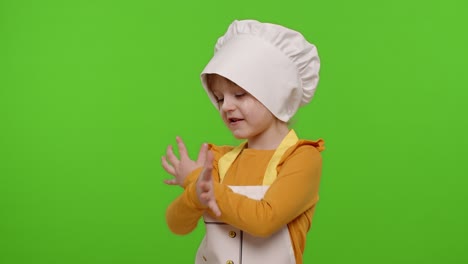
top-left (195, 130), bottom-right (299, 264)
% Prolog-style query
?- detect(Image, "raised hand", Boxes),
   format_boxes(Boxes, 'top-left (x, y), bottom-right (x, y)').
top-left (196, 150), bottom-right (221, 217)
top-left (162, 136), bottom-right (208, 187)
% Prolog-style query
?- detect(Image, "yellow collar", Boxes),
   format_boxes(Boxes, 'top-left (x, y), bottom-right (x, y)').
top-left (218, 130), bottom-right (299, 185)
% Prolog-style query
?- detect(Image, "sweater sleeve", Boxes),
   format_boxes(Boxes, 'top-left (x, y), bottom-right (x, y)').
top-left (165, 167), bottom-right (206, 235)
top-left (212, 143), bottom-right (323, 237)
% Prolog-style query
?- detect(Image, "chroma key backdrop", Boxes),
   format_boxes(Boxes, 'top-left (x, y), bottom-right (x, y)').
top-left (1, 0), bottom-right (467, 263)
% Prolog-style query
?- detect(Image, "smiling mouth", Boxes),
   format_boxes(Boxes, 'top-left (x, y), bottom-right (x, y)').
top-left (229, 118), bottom-right (244, 124)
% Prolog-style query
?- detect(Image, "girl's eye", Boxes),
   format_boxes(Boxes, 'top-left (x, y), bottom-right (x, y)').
top-left (235, 93), bottom-right (246, 98)
top-left (216, 98), bottom-right (224, 103)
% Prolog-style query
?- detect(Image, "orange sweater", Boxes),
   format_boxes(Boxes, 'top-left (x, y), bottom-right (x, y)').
top-left (166, 138), bottom-right (324, 264)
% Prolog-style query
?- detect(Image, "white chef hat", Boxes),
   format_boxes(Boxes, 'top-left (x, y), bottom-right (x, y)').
top-left (200, 19), bottom-right (320, 122)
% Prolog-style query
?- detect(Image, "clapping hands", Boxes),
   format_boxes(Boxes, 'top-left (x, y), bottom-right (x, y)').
top-left (196, 150), bottom-right (221, 217)
top-left (162, 136), bottom-right (208, 187)
top-left (162, 136), bottom-right (221, 217)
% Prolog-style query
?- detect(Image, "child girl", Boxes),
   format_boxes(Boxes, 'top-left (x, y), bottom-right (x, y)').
top-left (162, 19), bottom-right (324, 264)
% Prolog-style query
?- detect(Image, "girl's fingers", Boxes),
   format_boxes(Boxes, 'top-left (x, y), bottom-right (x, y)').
top-left (163, 179), bottom-right (178, 185)
top-left (205, 150), bottom-right (213, 168)
top-left (200, 182), bottom-right (211, 192)
top-left (200, 192), bottom-right (220, 216)
top-left (208, 200), bottom-right (221, 217)
top-left (176, 136), bottom-right (189, 160)
top-left (161, 156), bottom-right (176, 175)
top-left (166, 145), bottom-right (179, 166)
top-left (196, 143), bottom-right (208, 165)
top-left (196, 151), bottom-right (216, 211)
top-left (201, 151), bottom-right (214, 182)
top-left (200, 192), bottom-right (210, 202)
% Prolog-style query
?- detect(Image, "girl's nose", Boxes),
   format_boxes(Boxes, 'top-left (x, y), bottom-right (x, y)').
top-left (220, 96), bottom-right (236, 112)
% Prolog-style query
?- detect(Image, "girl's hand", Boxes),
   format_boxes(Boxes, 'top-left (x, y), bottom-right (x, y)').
top-left (196, 150), bottom-right (221, 217)
top-left (162, 136), bottom-right (208, 188)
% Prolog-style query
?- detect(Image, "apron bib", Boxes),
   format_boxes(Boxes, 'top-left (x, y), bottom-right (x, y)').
top-left (195, 130), bottom-right (299, 264)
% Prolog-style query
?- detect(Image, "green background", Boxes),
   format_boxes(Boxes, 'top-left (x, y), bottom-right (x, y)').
top-left (1, 0), bottom-right (467, 263)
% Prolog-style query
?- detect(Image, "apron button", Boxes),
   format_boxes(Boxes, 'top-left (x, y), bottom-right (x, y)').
top-left (226, 260), bottom-right (234, 264)
top-left (228, 231), bottom-right (237, 238)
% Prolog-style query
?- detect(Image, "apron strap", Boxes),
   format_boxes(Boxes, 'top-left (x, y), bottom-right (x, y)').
top-left (218, 142), bottom-right (247, 183)
top-left (218, 130), bottom-right (299, 185)
top-left (263, 130), bottom-right (299, 185)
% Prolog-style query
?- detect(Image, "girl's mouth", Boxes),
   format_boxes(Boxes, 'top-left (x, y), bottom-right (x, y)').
top-left (229, 118), bottom-right (244, 124)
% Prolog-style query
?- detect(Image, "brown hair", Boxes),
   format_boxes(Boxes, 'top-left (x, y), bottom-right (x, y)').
top-left (205, 73), bottom-right (238, 91)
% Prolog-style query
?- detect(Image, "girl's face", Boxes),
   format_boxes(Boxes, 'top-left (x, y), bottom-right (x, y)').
top-left (208, 74), bottom-right (287, 149)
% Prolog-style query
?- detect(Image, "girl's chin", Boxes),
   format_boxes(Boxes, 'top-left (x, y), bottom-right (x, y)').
top-left (229, 130), bottom-right (249, 140)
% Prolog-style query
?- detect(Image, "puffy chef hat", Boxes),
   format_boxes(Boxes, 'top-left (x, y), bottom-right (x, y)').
top-left (201, 19), bottom-right (320, 122)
